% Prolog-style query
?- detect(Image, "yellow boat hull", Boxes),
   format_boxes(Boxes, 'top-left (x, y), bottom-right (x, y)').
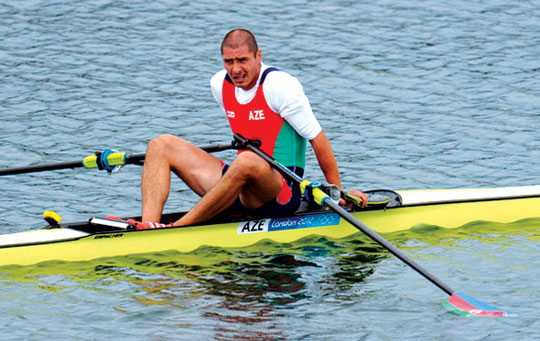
top-left (2, 186), bottom-right (540, 267)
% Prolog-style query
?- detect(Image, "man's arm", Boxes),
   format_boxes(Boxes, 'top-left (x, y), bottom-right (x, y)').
top-left (310, 131), bottom-right (368, 207)
top-left (310, 131), bottom-right (342, 189)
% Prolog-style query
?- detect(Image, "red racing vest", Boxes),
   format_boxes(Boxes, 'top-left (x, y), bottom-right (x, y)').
top-left (222, 67), bottom-right (306, 176)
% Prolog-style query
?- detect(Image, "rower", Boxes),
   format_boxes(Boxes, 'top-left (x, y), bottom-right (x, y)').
top-left (120, 28), bottom-right (368, 229)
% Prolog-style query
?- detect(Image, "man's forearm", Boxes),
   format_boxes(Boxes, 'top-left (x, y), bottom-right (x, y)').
top-left (310, 131), bottom-right (342, 189)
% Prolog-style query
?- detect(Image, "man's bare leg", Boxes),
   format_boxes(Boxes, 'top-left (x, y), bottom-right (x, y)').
top-left (172, 151), bottom-right (283, 226)
top-left (141, 134), bottom-right (224, 222)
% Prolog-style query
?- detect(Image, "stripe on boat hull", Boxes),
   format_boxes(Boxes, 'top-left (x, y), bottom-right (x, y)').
top-left (237, 212), bottom-right (340, 234)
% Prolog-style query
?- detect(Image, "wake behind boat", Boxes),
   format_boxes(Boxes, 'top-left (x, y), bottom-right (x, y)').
top-left (2, 185), bottom-right (539, 268)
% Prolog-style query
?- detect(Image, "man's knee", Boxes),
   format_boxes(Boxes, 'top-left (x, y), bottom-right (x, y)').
top-left (148, 134), bottom-right (175, 148)
top-left (147, 134), bottom-right (187, 155)
top-left (230, 152), bottom-right (268, 177)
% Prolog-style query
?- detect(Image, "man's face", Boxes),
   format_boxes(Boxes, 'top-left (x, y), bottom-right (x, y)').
top-left (222, 45), bottom-right (262, 90)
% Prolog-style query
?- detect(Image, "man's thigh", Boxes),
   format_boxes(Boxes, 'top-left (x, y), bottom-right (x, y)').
top-left (167, 137), bottom-right (224, 196)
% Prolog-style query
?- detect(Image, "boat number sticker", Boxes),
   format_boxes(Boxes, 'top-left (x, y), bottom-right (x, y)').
top-left (237, 213), bottom-right (340, 234)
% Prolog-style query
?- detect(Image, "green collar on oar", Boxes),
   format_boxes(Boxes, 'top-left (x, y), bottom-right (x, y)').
top-left (233, 133), bottom-right (513, 317)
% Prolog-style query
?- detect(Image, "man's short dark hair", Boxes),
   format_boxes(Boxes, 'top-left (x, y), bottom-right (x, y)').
top-left (220, 29), bottom-right (259, 56)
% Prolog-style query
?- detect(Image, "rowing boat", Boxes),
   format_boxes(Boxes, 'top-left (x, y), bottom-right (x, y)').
top-left (1, 133), bottom-right (533, 316)
top-left (2, 184), bottom-right (539, 268)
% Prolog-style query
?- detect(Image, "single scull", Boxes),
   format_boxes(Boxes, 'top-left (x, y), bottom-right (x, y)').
top-left (1, 184), bottom-right (539, 268)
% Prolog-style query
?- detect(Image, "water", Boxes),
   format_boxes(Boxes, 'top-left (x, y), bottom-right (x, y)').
top-left (1, 0), bottom-right (539, 339)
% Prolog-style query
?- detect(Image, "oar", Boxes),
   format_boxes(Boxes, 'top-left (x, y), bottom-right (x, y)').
top-left (0, 141), bottom-right (237, 176)
top-left (233, 133), bottom-right (512, 317)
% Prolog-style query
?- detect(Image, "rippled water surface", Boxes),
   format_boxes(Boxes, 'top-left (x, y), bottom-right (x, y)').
top-left (1, 0), bottom-right (539, 339)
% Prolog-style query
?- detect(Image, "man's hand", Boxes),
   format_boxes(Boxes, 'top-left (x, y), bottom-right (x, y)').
top-left (340, 190), bottom-right (369, 208)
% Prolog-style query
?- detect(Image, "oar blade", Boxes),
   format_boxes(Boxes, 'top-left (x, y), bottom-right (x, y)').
top-left (443, 292), bottom-right (514, 317)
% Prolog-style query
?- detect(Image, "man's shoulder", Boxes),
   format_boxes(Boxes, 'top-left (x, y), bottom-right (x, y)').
top-left (210, 69), bottom-right (228, 85)
top-left (263, 68), bottom-right (304, 95)
top-left (210, 69), bottom-right (228, 95)
top-left (264, 67), bottom-right (297, 83)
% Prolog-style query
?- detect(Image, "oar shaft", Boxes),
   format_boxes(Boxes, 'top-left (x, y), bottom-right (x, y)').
top-left (200, 142), bottom-right (240, 153)
top-left (0, 142), bottom-right (237, 176)
top-left (325, 199), bottom-right (454, 295)
top-left (0, 160), bottom-right (84, 176)
top-left (123, 142), bottom-right (238, 165)
top-left (234, 133), bottom-right (454, 296)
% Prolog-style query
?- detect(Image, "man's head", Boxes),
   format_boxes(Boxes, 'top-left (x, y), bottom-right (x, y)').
top-left (221, 29), bottom-right (262, 90)
top-left (220, 29), bottom-right (259, 56)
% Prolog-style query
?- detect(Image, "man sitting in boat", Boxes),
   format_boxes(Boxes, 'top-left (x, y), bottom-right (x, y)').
top-left (126, 28), bottom-right (367, 229)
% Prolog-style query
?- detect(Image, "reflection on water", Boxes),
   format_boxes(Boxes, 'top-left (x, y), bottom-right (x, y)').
top-left (1, 219), bottom-right (538, 338)
top-left (391, 217), bottom-right (540, 247)
top-left (0, 234), bottom-right (386, 338)
top-left (8, 222), bottom-right (535, 337)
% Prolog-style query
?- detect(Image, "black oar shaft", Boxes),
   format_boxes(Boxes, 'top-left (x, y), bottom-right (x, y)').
top-left (0, 160), bottom-right (84, 176)
top-left (0, 142), bottom-right (237, 176)
top-left (326, 199), bottom-right (454, 295)
top-left (123, 142), bottom-right (238, 165)
top-left (234, 133), bottom-right (454, 296)
top-left (200, 142), bottom-right (240, 153)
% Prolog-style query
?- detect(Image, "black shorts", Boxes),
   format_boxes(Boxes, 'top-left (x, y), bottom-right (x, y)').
top-left (221, 163), bottom-right (302, 219)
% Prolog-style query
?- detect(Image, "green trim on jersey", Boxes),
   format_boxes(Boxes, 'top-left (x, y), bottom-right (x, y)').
top-left (273, 121), bottom-right (307, 169)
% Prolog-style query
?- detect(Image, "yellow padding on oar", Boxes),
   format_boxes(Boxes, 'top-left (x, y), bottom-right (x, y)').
top-left (82, 155), bottom-right (98, 168)
top-left (82, 152), bottom-right (126, 169)
top-left (43, 211), bottom-right (62, 223)
top-left (105, 152), bottom-right (127, 166)
top-left (300, 180), bottom-right (330, 206)
top-left (312, 186), bottom-right (330, 206)
top-left (300, 180), bottom-right (310, 194)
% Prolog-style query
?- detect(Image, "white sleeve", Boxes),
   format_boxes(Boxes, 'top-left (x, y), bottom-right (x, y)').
top-left (263, 71), bottom-right (322, 140)
top-left (210, 70), bottom-right (227, 111)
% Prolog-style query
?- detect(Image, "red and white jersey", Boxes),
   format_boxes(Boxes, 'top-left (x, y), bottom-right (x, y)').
top-left (210, 64), bottom-right (322, 172)
top-left (210, 63), bottom-right (322, 141)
